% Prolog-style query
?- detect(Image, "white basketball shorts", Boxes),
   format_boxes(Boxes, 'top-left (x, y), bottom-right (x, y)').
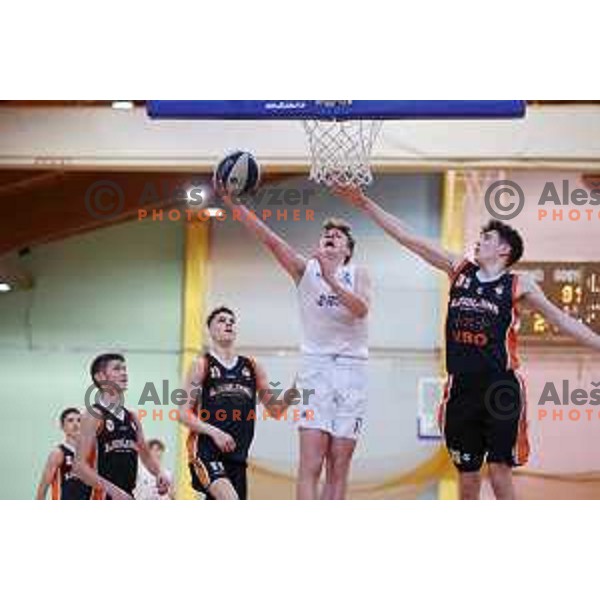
top-left (295, 354), bottom-right (368, 440)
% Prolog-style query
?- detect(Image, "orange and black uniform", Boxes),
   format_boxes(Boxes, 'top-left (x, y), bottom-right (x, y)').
top-left (438, 260), bottom-right (529, 472)
top-left (187, 353), bottom-right (258, 499)
top-left (51, 443), bottom-right (92, 500)
top-left (92, 404), bottom-right (139, 499)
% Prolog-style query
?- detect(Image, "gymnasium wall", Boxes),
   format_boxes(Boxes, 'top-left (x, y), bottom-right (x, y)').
top-left (2, 105), bottom-right (600, 170)
top-left (0, 218), bottom-right (184, 499)
top-left (207, 174), bottom-right (444, 495)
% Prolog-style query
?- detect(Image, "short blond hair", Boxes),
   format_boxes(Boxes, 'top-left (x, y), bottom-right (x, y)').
top-left (322, 218), bottom-right (355, 264)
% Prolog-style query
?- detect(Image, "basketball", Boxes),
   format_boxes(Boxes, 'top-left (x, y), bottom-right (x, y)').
top-left (213, 150), bottom-right (261, 196)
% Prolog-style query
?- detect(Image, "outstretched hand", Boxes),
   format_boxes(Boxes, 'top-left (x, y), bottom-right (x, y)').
top-left (211, 427), bottom-right (236, 453)
top-left (331, 183), bottom-right (368, 208)
top-left (215, 182), bottom-right (233, 204)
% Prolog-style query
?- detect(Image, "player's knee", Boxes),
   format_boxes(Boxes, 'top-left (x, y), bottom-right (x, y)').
top-left (326, 451), bottom-right (353, 479)
top-left (459, 472), bottom-right (481, 500)
top-left (299, 453), bottom-right (325, 480)
top-left (299, 460), bottom-right (323, 480)
top-left (326, 461), bottom-right (349, 483)
top-left (487, 462), bottom-right (515, 499)
top-left (209, 478), bottom-right (239, 500)
top-left (488, 461), bottom-right (512, 483)
top-left (488, 460), bottom-right (511, 472)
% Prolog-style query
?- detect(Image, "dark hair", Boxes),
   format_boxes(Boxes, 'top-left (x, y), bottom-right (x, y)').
top-left (147, 439), bottom-right (165, 452)
top-left (323, 218), bottom-right (355, 264)
top-left (60, 407), bottom-right (80, 426)
top-left (206, 306), bottom-right (236, 328)
top-left (90, 353), bottom-right (125, 389)
top-left (481, 220), bottom-right (524, 267)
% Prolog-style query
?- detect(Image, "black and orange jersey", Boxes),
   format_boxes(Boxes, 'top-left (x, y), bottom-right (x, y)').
top-left (446, 260), bottom-right (520, 374)
top-left (93, 403), bottom-right (139, 497)
top-left (51, 443), bottom-right (93, 500)
top-left (187, 353), bottom-right (258, 465)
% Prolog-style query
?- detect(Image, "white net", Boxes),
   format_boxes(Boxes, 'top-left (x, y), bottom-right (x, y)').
top-left (302, 118), bottom-right (383, 187)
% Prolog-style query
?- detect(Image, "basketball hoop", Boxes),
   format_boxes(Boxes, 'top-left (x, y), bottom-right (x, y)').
top-left (302, 104), bottom-right (383, 187)
top-left (146, 101), bottom-right (526, 188)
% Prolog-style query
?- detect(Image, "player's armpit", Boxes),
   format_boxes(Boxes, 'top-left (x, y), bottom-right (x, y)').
top-left (449, 257), bottom-right (470, 281)
top-left (518, 274), bottom-right (564, 319)
top-left (515, 272), bottom-right (538, 300)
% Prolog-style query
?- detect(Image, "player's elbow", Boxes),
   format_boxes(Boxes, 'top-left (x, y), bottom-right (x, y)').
top-left (178, 408), bottom-right (192, 427)
top-left (356, 301), bottom-right (369, 319)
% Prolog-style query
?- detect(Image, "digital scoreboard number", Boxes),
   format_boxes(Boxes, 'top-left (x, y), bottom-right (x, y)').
top-left (516, 262), bottom-right (600, 342)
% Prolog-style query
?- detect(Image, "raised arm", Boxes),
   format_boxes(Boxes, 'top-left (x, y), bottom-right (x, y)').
top-left (178, 355), bottom-right (236, 453)
top-left (517, 274), bottom-right (600, 351)
top-left (35, 448), bottom-right (62, 499)
top-left (220, 191), bottom-right (307, 284)
top-left (332, 184), bottom-right (460, 275)
top-left (73, 412), bottom-right (132, 500)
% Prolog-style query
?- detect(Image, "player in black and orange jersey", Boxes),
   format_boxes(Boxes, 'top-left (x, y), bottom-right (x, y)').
top-left (334, 184), bottom-right (600, 499)
top-left (179, 307), bottom-right (276, 500)
top-left (36, 408), bottom-right (92, 500)
top-left (74, 353), bottom-right (170, 500)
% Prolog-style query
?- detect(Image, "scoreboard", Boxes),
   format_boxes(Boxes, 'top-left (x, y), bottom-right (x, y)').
top-left (516, 262), bottom-right (600, 342)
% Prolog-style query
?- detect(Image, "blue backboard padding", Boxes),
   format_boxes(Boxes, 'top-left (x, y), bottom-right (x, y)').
top-left (147, 100), bottom-right (526, 120)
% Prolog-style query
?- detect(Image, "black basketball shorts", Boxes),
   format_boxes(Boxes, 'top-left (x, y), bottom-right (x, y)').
top-left (438, 371), bottom-right (530, 473)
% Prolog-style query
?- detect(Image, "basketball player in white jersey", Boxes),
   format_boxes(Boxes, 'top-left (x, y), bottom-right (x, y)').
top-left (134, 439), bottom-right (174, 500)
top-left (220, 191), bottom-right (371, 500)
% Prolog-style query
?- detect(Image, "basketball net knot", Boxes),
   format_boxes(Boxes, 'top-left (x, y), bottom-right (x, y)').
top-left (303, 119), bottom-right (382, 187)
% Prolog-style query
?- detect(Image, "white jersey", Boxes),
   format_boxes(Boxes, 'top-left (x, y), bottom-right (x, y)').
top-left (297, 259), bottom-right (368, 359)
top-left (134, 462), bottom-right (172, 500)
